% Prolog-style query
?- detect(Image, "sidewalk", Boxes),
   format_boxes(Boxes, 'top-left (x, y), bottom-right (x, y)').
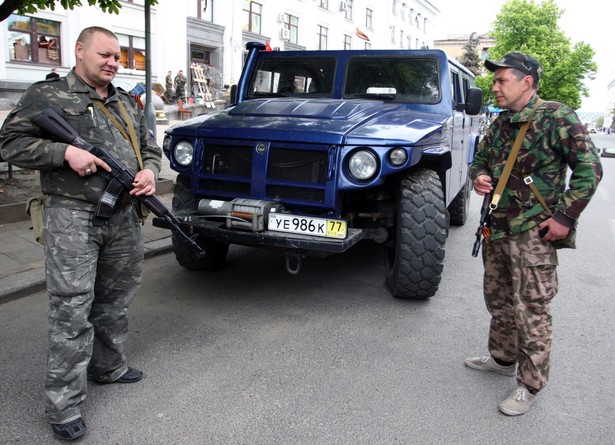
top-left (0, 108), bottom-right (187, 304)
top-left (0, 199), bottom-right (175, 303)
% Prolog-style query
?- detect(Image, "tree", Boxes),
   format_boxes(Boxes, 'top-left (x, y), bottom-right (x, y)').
top-left (480, 0), bottom-right (596, 110)
top-left (458, 32), bottom-right (482, 76)
top-left (596, 115), bottom-right (604, 128)
top-left (0, 0), bottom-right (157, 23)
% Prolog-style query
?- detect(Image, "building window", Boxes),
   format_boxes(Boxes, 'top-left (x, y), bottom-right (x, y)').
top-left (390, 25), bottom-right (395, 43)
top-left (319, 0), bottom-right (329, 10)
top-left (318, 25), bottom-right (328, 50)
top-left (344, 34), bottom-right (352, 50)
top-left (400, 30), bottom-right (404, 48)
top-left (365, 42), bottom-right (371, 50)
top-left (344, 0), bottom-right (353, 20)
top-left (282, 14), bottom-right (299, 44)
top-left (366, 8), bottom-right (373, 29)
top-left (392, 0), bottom-right (397, 15)
top-left (243, 0), bottom-right (262, 34)
top-left (8, 14), bottom-right (61, 65)
top-left (197, 0), bottom-right (213, 21)
top-left (118, 34), bottom-right (146, 71)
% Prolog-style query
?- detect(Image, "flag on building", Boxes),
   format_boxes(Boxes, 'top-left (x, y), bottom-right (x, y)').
top-left (355, 27), bottom-right (370, 41)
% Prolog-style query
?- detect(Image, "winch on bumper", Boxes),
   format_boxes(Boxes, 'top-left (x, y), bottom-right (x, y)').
top-left (152, 198), bottom-right (364, 273)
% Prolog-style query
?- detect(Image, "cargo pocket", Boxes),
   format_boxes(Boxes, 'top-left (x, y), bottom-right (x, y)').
top-left (521, 252), bottom-right (558, 303)
top-left (26, 196), bottom-right (46, 245)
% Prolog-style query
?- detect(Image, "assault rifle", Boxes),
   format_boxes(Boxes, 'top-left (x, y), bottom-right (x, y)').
top-left (471, 192), bottom-right (492, 257)
top-left (33, 107), bottom-right (205, 256)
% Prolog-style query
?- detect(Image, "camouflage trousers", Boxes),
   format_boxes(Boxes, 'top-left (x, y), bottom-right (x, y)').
top-left (482, 226), bottom-right (558, 393)
top-left (43, 205), bottom-right (144, 424)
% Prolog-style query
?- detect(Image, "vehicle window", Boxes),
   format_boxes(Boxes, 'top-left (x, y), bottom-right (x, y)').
top-left (344, 57), bottom-right (440, 103)
top-left (247, 57), bottom-right (336, 98)
top-left (450, 71), bottom-right (460, 105)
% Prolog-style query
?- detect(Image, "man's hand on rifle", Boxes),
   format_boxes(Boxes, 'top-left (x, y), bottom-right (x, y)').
top-left (130, 169), bottom-right (157, 197)
top-left (473, 174), bottom-right (494, 196)
top-left (64, 145), bottom-right (111, 177)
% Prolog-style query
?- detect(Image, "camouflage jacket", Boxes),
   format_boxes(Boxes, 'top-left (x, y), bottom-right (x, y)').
top-left (174, 75), bottom-right (186, 92)
top-left (471, 94), bottom-right (602, 240)
top-left (0, 69), bottom-right (162, 210)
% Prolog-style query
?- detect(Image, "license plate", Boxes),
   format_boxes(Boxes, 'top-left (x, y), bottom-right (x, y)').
top-left (268, 213), bottom-right (347, 239)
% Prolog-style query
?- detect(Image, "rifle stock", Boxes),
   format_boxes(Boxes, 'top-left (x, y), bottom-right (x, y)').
top-left (33, 107), bottom-right (205, 256)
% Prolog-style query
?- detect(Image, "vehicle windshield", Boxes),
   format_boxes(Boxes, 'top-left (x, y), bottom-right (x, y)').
top-left (246, 54), bottom-right (441, 104)
top-left (247, 57), bottom-right (336, 98)
top-left (344, 57), bottom-right (440, 104)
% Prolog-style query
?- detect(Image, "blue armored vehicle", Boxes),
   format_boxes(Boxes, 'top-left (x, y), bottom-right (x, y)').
top-left (154, 42), bottom-right (483, 299)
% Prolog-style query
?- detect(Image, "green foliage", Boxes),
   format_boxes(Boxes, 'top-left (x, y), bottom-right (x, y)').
top-left (0, 0), bottom-right (158, 22)
top-left (458, 33), bottom-right (482, 76)
top-left (479, 0), bottom-right (596, 110)
top-left (596, 116), bottom-right (604, 128)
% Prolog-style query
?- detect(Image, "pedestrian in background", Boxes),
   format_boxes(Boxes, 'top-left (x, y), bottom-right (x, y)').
top-left (466, 52), bottom-right (602, 416)
top-left (45, 67), bottom-right (59, 79)
top-left (164, 69), bottom-right (173, 103)
top-left (0, 26), bottom-right (161, 441)
top-left (174, 69), bottom-right (187, 103)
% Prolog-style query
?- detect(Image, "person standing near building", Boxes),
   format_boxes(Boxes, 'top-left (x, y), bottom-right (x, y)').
top-left (0, 26), bottom-right (161, 441)
top-left (164, 69), bottom-right (173, 103)
top-left (174, 69), bottom-right (187, 103)
top-left (45, 67), bottom-right (60, 79)
top-left (465, 52), bottom-right (602, 416)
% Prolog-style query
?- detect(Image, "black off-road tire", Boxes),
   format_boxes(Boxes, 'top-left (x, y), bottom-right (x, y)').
top-left (448, 174), bottom-right (471, 226)
top-left (385, 169), bottom-right (447, 299)
top-left (171, 174), bottom-right (229, 270)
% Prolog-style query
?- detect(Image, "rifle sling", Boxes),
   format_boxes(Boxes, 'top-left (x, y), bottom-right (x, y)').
top-left (93, 100), bottom-right (144, 169)
top-left (489, 99), bottom-right (543, 213)
top-left (91, 100), bottom-right (144, 224)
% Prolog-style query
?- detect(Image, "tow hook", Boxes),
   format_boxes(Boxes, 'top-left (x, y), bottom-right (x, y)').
top-left (285, 251), bottom-right (305, 275)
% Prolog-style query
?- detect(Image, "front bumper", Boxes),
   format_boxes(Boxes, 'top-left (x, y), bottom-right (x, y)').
top-left (153, 212), bottom-right (364, 255)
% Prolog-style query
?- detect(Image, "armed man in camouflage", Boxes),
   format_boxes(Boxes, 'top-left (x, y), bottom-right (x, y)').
top-left (0, 26), bottom-right (161, 440)
top-left (466, 52), bottom-right (602, 416)
top-left (174, 69), bottom-right (187, 103)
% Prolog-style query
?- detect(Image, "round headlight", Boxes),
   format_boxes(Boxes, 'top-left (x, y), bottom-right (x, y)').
top-left (162, 135), bottom-right (171, 152)
top-left (174, 141), bottom-right (194, 166)
top-left (348, 150), bottom-right (378, 180)
top-left (389, 148), bottom-right (408, 166)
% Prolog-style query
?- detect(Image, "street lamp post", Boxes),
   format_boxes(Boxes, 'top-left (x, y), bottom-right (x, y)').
top-left (144, 1), bottom-right (156, 134)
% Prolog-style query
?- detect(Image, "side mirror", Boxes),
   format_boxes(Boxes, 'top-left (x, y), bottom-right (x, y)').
top-left (230, 84), bottom-right (238, 105)
top-left (465, 87), bottom-right (483, 116)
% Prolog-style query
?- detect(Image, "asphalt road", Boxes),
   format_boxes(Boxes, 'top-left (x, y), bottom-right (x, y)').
top-left (1, 135), bottom-right (613, 444)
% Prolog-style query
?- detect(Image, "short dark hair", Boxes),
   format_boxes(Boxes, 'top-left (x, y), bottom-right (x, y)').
top-left (76, 26), bottom-right (118, 48)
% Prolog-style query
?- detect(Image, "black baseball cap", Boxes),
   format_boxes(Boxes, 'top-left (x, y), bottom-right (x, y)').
top-left (484, 52), bottom-right (542, 83)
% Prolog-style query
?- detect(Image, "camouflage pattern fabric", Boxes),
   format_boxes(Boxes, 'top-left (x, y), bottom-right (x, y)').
top-left (164, 73), bottom-right (173, 99)
top-left (0, 69), bottom-right (160, 424)
top-left (174, 73), bottom-right (187, 101)
top-left (471, 94), bottom-right (602, 241)
top-left (482, 226), bottom-right (558, 392)
top-left (0, 69), bottom-right (161, 210)
top-left (44, 205), bottom-right (143, 423)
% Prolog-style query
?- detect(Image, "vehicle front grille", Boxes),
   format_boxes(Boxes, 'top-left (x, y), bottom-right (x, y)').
top-left (198, 141), bottom-right (332, 207)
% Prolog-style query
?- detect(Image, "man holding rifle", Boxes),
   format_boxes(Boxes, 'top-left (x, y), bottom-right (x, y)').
top-left (0, 26), bottom-right (161, 440)
top-left (465, 52), bottom-right (602, 416)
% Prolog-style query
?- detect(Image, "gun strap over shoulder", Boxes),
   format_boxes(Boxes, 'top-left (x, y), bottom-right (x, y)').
top-left (490, 98), bottom-right (543, 212)
top-left (92, 100), bottom-right (145, 225)
top-left (93, 100), bottom-right (144, 169)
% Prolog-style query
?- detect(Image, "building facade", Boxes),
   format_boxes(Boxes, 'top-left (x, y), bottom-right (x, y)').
top-left (1, 0), bottom-right (448, 107)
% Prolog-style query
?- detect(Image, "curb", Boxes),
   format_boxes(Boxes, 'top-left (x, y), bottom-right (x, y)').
top-left (0, 236), bottom-right (174, 305)
top-left (0, 179), bottom-right (175, 225)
